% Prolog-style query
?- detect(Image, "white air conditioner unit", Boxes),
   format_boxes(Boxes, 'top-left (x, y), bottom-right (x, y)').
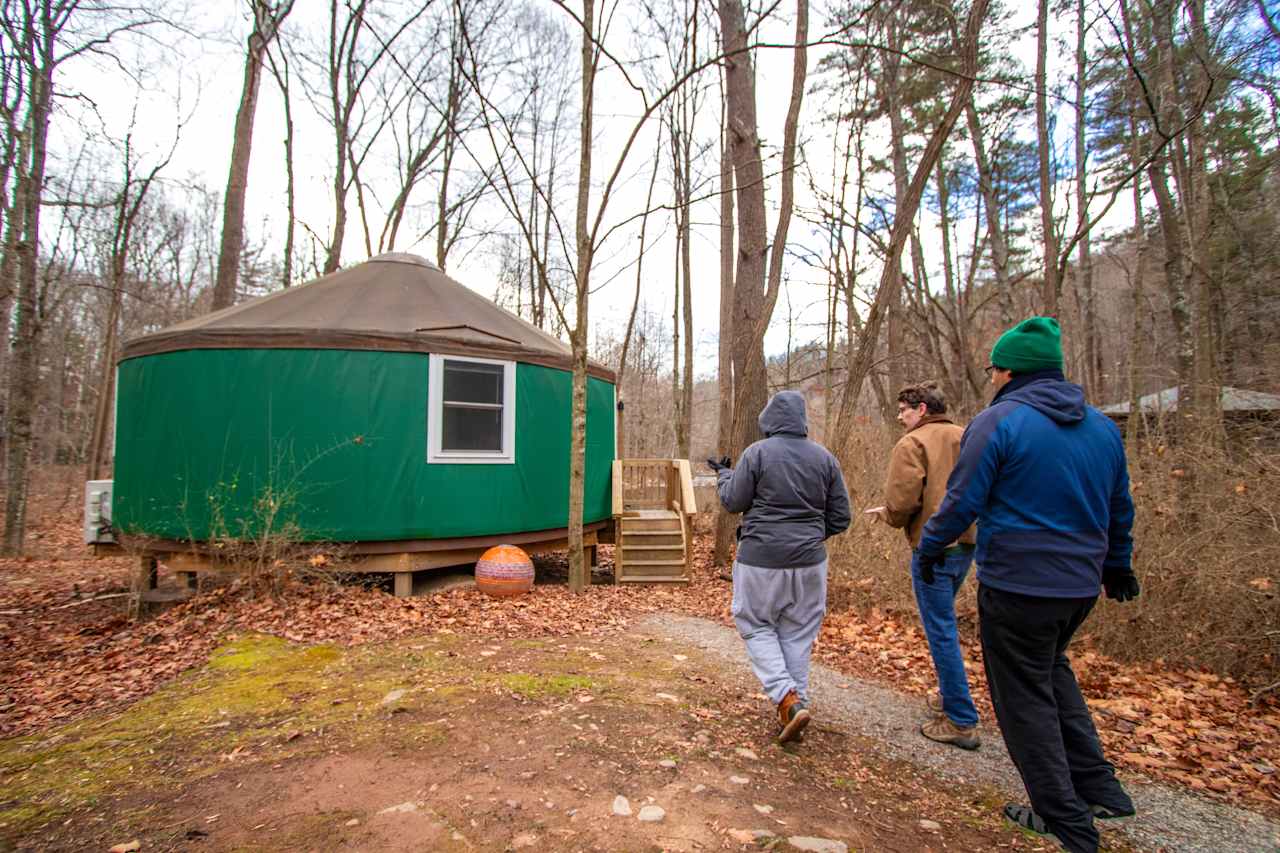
top-left (84, 479), bottom-right (115, 544)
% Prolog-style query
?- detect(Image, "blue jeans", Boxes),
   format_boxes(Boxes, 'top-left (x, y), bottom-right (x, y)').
top-left (911, 548), bottom-right (979, 728)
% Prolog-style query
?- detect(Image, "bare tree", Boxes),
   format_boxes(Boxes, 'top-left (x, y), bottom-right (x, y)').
top-left (212, 0), bottom-right (294, 311)
top-left (0, 0), bottom-right (166, 554)
top-left (297, 0), bottom-right (432, 274)
top-left (1036, 0), bottom-right (1061, 316)
top-left (831, 0), bottom-right (990, 458)
top-left (717, 0), bottom-right (808, 469)
top-left (85, 125), bottom-right (176, 482)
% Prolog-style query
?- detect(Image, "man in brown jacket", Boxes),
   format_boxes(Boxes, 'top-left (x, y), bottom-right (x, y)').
top-left (868, 383), bottom-right (980, 749)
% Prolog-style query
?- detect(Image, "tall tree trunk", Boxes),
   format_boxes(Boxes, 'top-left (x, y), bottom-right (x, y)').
top-left (679, 93), bottom-right (694, 462)
top-left (435, 45), bottom-right (462, 271)
top-left (884, 11), bottom-right (908, 404)
top-left (717, 0), bottom-right (769, 463)
top-left (671, 220), bottom-right (682, 453)
top-left (567, 0), bottom-right (595, 593)
top-left (214, 1), bottom-right (293, 310)
top-left (1036, 0), bottom-right (1060, 315)
top-left (714, 75), bottom-right (736, 567)
top-left (1074, 0), bottom-right (1098, 397)
top-left (84, 283), bottom-right (122, 482)
top-left (4, 65), bottom-right (52, 555)
top-left (617, 146), bottom-right (662, 461)
top-left (1182, 0), bottom-right (1220, 441)
top-left (963, 92), bottom-right (1014, 325)
top-left (268, 48), bottom-right (297, 288)
top-left (936, 155), bottom-right (969, 413)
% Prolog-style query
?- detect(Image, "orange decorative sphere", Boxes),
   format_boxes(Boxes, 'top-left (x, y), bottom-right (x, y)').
top-left (475, 545), bottom-right (535, 597)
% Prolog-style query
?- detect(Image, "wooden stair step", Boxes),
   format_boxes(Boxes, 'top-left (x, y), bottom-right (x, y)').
top-left (621, 547), bottom-right (684, 562)
top-left (623, 559), bottom-right (687, 567)
top-left (617, 575), bottom-right (689, 583)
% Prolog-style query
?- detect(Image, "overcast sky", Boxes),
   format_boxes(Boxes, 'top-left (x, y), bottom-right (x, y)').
top-left (52, 0), bottom-right (1131, 376)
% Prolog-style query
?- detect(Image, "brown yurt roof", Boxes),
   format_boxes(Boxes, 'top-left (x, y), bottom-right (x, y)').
top-left (121, 253), bottom-right (615, 381)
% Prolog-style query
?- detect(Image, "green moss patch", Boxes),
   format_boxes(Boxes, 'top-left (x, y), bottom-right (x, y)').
top-left (496, 673), bottom-right (595, 698)
top-left (0, 634), bottom-right (465, 836)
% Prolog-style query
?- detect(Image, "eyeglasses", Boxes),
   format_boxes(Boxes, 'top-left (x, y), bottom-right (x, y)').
top-left (983, 365), bottom-right (1000, 377)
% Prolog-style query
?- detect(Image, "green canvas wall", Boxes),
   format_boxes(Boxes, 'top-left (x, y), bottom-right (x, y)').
top-left (113, 349), bottom-right (615, 541)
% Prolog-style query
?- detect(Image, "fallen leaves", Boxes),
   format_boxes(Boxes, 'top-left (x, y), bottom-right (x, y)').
top-left (1, 506), bottom-right (1279, 817)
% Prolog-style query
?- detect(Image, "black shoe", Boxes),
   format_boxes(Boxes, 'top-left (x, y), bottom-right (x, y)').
top-left (1090, 802), bottom-right (1135, 820)
top-left (1003, 803), bottom-right (1059, 845)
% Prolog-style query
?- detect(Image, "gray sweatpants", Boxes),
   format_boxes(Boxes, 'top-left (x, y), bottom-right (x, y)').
top-left (731, 559), bottom-right (828, 704)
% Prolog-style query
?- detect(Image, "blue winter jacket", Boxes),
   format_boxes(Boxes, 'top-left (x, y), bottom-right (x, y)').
top-left (917, 372), bottom-right (1135, 598)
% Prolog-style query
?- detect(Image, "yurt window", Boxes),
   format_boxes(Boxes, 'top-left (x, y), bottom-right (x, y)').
top-left (427, 354), bottom-right (516, 463)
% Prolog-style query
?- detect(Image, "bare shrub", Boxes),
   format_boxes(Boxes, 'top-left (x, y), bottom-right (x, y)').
top-left (828, 423), bottom-right (924, 614)
top-left (1089, 425), bottom-right (1280, 689)
top-left (827, 420), bottom-right (1280, 690)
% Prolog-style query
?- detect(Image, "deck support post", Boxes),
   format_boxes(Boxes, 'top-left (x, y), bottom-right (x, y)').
top-left (394, 571), bottom-right (414, 598)
top-left (140, 555), bottom-right (158, 590)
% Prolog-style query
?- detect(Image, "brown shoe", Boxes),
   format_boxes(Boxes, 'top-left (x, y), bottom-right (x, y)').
top-left (926, 691), bottom-right (944, 714)
top-left (777, 690), bottom-right (811, 743)
top-left (921, 715), bottom-right (980, 750)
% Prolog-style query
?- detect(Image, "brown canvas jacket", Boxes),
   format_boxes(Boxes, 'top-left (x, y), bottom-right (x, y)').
top-left (882, 415), bottom-right (977, 548)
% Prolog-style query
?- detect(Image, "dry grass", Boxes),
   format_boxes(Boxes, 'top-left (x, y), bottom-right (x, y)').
top-left (826, 422), bottom-right (1280, 691)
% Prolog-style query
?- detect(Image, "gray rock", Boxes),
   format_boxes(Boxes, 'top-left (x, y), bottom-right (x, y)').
top-left (379, 689), bottom-right (406, 706)
top-left (786, 837), bottom-right (848, 853)
top-left (729, 775), bottom-right (750, 785)
top-left (735, 747), bottom-right (759, 760)
top-left (377, 801), bottom-right (419, 815)
top-left (658, 759), bottom-right (677, 769)
top-left (919, 819), bottom-right (941, 831)
top-left (638, 805), bottom-right (666, 823)
top-left (612, 795), bottom-right (632, 816)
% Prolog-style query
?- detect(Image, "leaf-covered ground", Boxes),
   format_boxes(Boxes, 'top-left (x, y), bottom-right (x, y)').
top-left (1, 501), bottom-right (1278, 830)
top-left (2, 628), bottom-right (1073, 852)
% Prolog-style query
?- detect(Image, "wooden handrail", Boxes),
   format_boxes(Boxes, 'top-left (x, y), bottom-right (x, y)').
top-left (613, 458), bottom-right (697, 516)
top-left (674, 459), bottom-right (696, 516)
top-left (611, 459), bottom-right (624, 517)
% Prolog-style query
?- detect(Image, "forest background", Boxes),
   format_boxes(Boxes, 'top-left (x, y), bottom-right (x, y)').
top-left (0, 0), bottom-right (1278, 689)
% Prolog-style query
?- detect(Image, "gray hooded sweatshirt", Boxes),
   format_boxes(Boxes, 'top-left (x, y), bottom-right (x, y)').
top-left (716, 391), bottom-right (851, 569)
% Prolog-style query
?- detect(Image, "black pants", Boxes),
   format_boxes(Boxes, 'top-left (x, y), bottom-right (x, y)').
top-left (979, 584), bottom-right (1133, 853)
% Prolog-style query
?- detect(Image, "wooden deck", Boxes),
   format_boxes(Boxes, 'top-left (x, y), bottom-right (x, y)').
top-left (106, 521), bottom-right (609, 599)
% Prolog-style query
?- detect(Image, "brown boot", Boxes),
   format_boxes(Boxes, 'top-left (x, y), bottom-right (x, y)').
top-left (920, 715), bottom-right (980, 750)
top-left (777, 690), bottom-right (810, 743)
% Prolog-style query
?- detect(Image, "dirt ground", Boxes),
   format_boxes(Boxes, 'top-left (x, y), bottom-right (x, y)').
top-left (3, 473), bottom-right (1278, 851)
top-left (1, 627), bottom-right (1072, 853)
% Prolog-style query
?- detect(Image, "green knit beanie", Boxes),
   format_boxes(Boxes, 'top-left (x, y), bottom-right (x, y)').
top-left (990, 316), bottom-right (1063, 373)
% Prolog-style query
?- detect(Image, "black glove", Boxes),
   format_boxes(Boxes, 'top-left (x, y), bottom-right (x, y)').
top-left (917, 550), bottom-right (945, 585)
top-left (706, 455), bottom-right (731, 473)
top-left (1103, 568), bottom-right (1140, 602)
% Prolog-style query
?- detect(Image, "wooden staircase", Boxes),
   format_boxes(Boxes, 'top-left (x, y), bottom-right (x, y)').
top-left (611, 459), bottom-right (696, 583)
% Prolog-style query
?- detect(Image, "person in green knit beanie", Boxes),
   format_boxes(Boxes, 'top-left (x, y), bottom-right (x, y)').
top-left (922, 313), bottom-right (1141, 853)
top-left (989, 316), bottom-right (1063, 373)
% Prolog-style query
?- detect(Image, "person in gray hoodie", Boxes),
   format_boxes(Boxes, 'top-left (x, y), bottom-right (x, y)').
top-left (709, 391), bottom-right (851, 742)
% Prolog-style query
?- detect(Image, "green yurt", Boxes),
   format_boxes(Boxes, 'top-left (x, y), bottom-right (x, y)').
top-left (112, 253), bottom-right (617, 552)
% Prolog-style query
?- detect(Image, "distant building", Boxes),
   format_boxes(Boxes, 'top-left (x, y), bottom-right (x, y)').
top-left (1100, 386), bottom-right (1280, 440)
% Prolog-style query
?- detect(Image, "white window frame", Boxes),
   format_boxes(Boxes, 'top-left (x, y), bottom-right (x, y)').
top-left (427, 353), bottom-right (516, 464)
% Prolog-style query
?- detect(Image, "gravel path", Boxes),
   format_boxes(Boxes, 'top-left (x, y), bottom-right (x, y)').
top-left (636, 612), bottom-right (1280, 853)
